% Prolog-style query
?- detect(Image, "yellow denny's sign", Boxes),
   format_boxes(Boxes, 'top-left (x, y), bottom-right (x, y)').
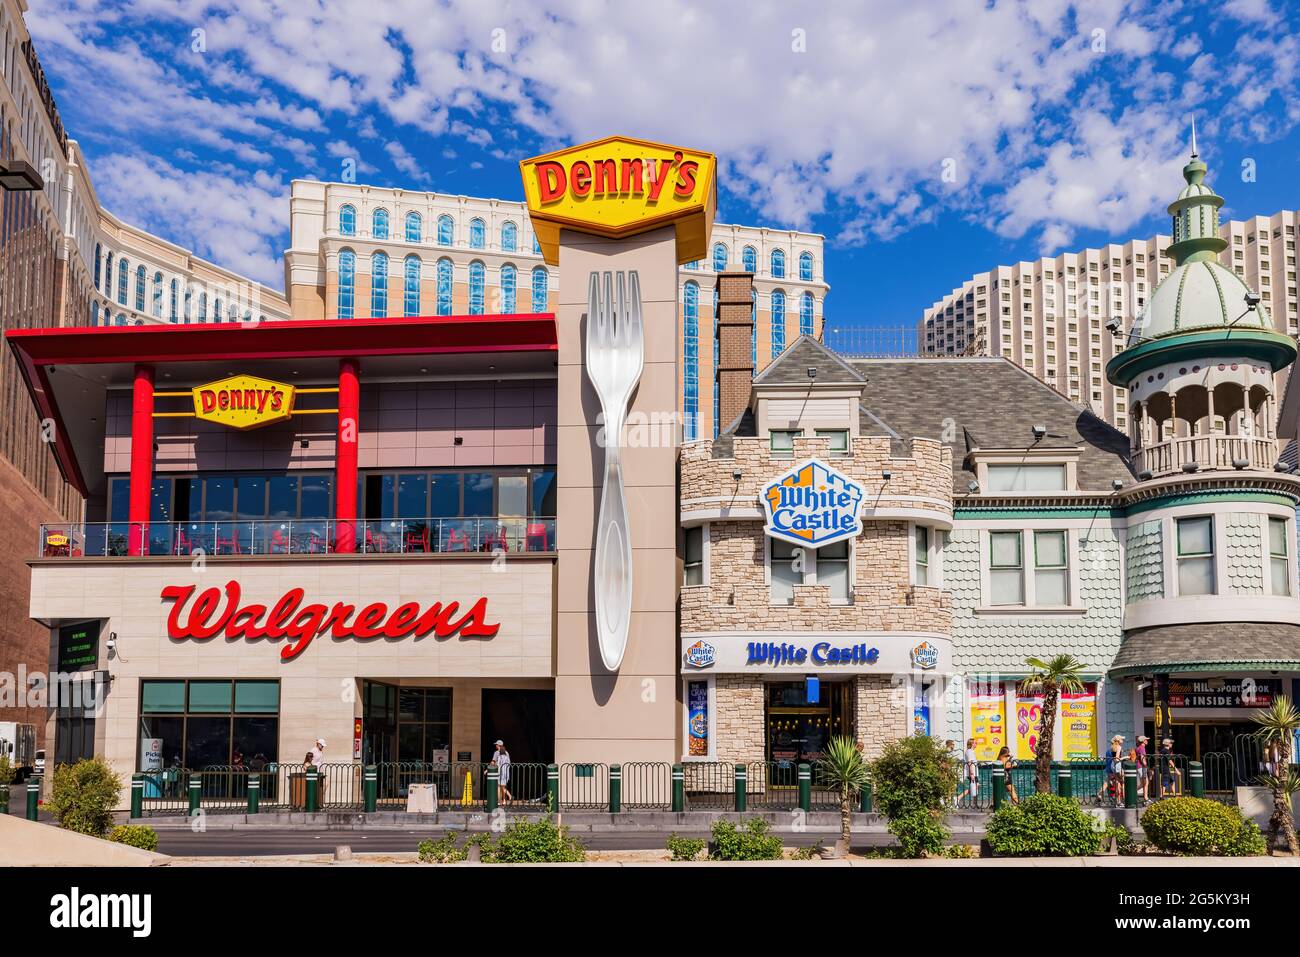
top-left (191, 374), bottom-right (296, 430)
top-left (520, 135), bottom-right (716, 266)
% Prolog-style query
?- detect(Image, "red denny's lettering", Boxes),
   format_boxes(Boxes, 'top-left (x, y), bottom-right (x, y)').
top-left (197, 385), bottom-right (286, 414)
top-left (162, 581), bottom-right (501, 661)
top-left (534, 151), bottom-right (700, 205)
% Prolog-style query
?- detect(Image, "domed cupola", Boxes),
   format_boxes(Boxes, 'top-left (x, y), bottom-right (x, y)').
top-left (1106, 125), bottom-right (1297, 479)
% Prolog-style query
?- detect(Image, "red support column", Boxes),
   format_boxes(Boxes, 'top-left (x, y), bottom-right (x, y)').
top-left (128, 364), bottom-right (155, 556)
top-left (335, 358), bottom-right (360, 553)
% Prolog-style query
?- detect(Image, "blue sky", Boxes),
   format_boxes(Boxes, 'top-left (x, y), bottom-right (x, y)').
top-left (25, 0), bottom-right (1300, 330)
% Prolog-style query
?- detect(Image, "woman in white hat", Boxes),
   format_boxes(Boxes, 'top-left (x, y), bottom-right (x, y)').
top-left (1099, 734), bottom-right (1125, 805)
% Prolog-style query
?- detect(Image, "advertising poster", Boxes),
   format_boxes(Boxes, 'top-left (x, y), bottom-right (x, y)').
top-left (1061, 683), bottom-right (1098, 758)
top-left (968, 682), bottom-right (1005, 760)
top-left (1015, 690), bottom-right (1045, 760)
top-left (140, 738), bottom-right (164, 771)
top-left (687, 680), bottom-right (709, 757)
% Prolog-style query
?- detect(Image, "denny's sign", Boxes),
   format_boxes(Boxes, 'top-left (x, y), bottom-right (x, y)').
top-left (520, 135), bottom-right (716, 266)
top-left (191, 374), bottom-right (296, 430)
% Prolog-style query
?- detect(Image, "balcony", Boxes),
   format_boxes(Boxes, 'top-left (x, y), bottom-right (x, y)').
top-left (1132, 434), bottom-right (1276, 478)
top-left (37, 517), bottom-right (556, 559)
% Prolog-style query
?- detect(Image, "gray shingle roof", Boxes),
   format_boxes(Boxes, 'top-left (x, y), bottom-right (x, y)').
top-left (752, 335), bottom-right (867, 386)
top-left (1110, 622), bottom-right (1300, 676)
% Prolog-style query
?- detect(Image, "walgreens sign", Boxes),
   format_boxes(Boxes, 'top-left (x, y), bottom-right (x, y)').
top-left (162, 581), bottom-right (500, 661)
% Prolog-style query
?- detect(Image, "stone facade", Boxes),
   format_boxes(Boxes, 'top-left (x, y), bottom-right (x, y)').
top-left (711, 674), bottom-right (765, 764)
top-left (853, 675), bottom-right (908, 759)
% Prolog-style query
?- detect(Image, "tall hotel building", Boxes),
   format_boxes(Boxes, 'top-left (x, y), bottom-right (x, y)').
top-left (282, 181), bottom-right (828, 441)
top-left (920, 210), bottom-right (1300, 431)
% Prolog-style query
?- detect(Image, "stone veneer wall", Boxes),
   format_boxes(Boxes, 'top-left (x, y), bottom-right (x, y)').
top-left (1225, 512), bottom-right (1265, 595)
top-left (854, 675), bottom-right (907, 759)
top-left (711, 674), bottom-right (766, 764)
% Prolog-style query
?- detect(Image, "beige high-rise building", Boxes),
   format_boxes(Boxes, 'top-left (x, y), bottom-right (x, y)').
top-left (283, 180), bottom-right (829, 441)
top-left (920, 210), bottom-right (1300, 430)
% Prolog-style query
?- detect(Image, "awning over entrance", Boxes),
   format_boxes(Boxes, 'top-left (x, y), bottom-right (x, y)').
top-left (1109, 621), bottom-right (1300, 678)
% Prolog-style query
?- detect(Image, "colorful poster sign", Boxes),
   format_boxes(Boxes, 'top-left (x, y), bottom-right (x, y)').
top-left (968, 683), bottom-right (1005, 761)
top-left (912, 683), bottom-right (930, 737)
top-left (140, 738), bottom-right (163, 771)
top-left (761, 458), bottom-right (866, 549)
top-left (1015, 690), bottom-right (1045, 760)
top-left (191, 374), bottom-right (296, 430)
top-left (1061, 684), bottom-right (1098, 759)
top-left (687, 680), bottom-right (709, 757)
top-left (1141, 677), bottom-right (1280, 709)
top-left (520, 136), bottom-right (717, 265)
top-left (684, 640), bottom-right (715, 668)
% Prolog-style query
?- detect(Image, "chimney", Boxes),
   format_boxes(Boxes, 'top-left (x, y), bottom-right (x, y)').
top-left (714, 271), bottom-right (755, 435)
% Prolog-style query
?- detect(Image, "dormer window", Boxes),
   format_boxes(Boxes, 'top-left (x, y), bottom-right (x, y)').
top-left (986, 463), bottom-right (1068, 492)
top-left (769, 430), bottom-right (799, 457)
top-left (815, 429), bottom-right (849, 455)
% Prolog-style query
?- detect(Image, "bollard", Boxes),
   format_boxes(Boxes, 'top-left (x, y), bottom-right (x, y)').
top-left (860, 779), bottom-right (873, 813)
top-left (247, 773), bottom-right (260, 814)
top-left (734, 764), bottom-right (747, 813)
top-left (797, 763), bottom-right (811, 813)
top-left (547, 764), bottom-right (560, 814)
top-left (1123, 760), bottom-right (1137, 809)
top-left (26, 777), bottom-right (40, 820)
top-left (131, 774), bottom-right (144, 818)
top-left (991, 766), bottom-right (1005, 811)
top-left (188, 773), bottom-right (201, 816)
top-left (363, 765), bottom-right (377, 813)
top-left (1189, 761), bottom-right (1204, 799)
top-left (609, 764), bottom-right (622, 814)
top-left (1057, 766), bottom-right (1073, 799)
top-left (671, 764), bottom-right (684, 812)
top-left (485, 766), bottom-right (499, 813)
top-left (305, 767), bottom-right (319, 814)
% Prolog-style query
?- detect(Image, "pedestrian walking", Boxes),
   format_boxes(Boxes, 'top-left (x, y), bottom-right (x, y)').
top-left (957, 737), bottom-right (979, 806)
top-left (997, 746), bottom-right (1018, 805)
top-left (489, 739), bottom-right (513, 803)
top-left (1158, 738), bottom-right (1181, 797)
top-left (1099, 734), bottom-right (1124, 804)
top-left (310, 737), bottom-right (328, 802)
top-left (1135, 735), bottom-right (1149, 803)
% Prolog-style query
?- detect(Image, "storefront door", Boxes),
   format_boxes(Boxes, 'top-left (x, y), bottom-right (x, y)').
top-left (764, 681), bottom-right (850, 766)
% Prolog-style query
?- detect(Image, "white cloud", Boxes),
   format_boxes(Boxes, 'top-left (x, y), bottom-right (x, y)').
top-left (385, 141), bottom-right (430, 184)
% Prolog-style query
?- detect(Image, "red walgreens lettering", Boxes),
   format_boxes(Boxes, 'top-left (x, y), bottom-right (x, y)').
top-left (162, 581), bottom-right (500, 661)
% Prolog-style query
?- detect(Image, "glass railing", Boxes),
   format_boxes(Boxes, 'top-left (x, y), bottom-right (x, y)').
top-left (36, 518), bottom-right (557, 558)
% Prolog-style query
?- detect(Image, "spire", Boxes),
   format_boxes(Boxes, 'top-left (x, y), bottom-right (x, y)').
top-left (1190, 117), bottom-right (1198, 158)
top-left (1167, 123), bottom-right (1224, 266)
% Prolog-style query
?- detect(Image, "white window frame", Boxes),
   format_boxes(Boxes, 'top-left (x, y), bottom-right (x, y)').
top-left (681, 675), bottom-right (717, 762)
top-left (909, 524), bottom-right (942, 588)
top-left (1266, 515), bottom-right (1293, 597)
top-left (765, 537), bottom-right (853, 605)
top-left (1173, 515), bottom-right (1217, 597)
top-left (978, 528), bottom-right (1081, 611)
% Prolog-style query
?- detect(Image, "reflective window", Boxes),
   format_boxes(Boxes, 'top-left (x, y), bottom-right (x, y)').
top-left (404, 256), bottom-right (421, 317)
top-left (437, 214), bottom-right (454, 246)
top-left (404, 211), bottom-right (422, 243)
top-left (371, 251), bottom-right (389, 316)
top-left (531, 266), bottom-right (549, 312)
top-left (799, 292), bottom-right (814, 336)
top-left (152, 272), bottom-right (163, 317)
top-left (712, 243), bottom-right (727, 271)
top-left (469, 217), bottom-right (485, 249)
top-left (771, 248), bottom-right (786, 279)
top-left (436, 258), bottom-right (453, 315)
top-left (337, 249), bottom-right (355, 319)
top-left (770, 290), bottom-right (786, 358)
top-left (372, 208), bottom-right (390, 240)
top-left (1177, 517), bottom-right (1215, 596)
top-left (742, 245), bottom-right (757, 272)
top-left (684, 281), bottom-right (699, 441)
top-left (501, 221), bottom-right (518, 252)
top-left (501, 263), bottom-right (517, 313)
top-left (799, 251), bottom-right (814, 281)
top-left (339, 204), bottom-right (356, 236)
top-left (117, 258), bottom-right (129, 305)
top-left (468, 260), bottom-right (485, 314)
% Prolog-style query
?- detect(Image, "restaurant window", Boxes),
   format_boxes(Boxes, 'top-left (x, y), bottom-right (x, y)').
top-left (770, 539), bottom-right (804, 604)
top-left (769, 429), bottom-right (799, 456)
top-left (818, 539), bottom-right (850, 603)
top-left (1034, 530), bottom-right (1069, 605)
top-left (684, 526), bottom-right (704, 586)
top-left (989, 530), bottom-right (1024, 605)
top-left (914, 526), bottom-right (930, 586)
top-left (815, 428), bottom-right (848, 455)
top-left (138, 679), bottom-right (280, 771)
top-left (986, 463), bottom-right (1068, 492)
top-left (1176, 516), bottom-right (1215, 596)
top-left (1269, 516), bottom-right (1290, 595)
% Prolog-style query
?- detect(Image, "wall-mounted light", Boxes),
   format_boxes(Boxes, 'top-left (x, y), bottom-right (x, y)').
top-left (967, 480), bottom-right (979, 493)
top-left (300, 438), bottom-right (310, 449)
top-left (454, 436), bottom-right (464, 446)
top-left (731, 470), bottom-right (742, 482)
top-left (1111, 479), bottom-right (1124, 491)
top-left (881, 469), bottom-right (892, 482)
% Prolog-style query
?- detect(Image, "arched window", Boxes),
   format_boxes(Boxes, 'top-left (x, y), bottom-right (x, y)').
top-left (799, 292), bottom-right (814, 336)
top-left (532, 233), bottom-right (541, 255)
top-left (198, 292), bottom-right (207, 323)
top-left (683, 281), bottom-right (699, 442)
top-left (213, 297), bottom-right (223, 324)
top-left (339, 204), bottom-right (356, 237)
top-left (502, 221), bottom-right (518, 252)
top-left (501, 263), bottom-right (517, 313)
top-left (750, 288), bottom-right (757, 366)
top-left (436, 258), bottom-right (453, 315)
top-left (337, 250), bottom-right (355, 319)
top-left (230, 300), bottom-right (240, 323)
top-left (117, 258), bottom-right (129, 305)
top-left (372, 208), bottom-right (390, 240)
top-left (371, 251), bottom-right (389, 316)
top-left (770, 290), bottom-right (786, 357)
top-left (135, 265), bottom-right (146, 310)
top-left (437, 214), bottom-right (454, 246)
top-left (469, 217), bottom-right (485, 250)
top-left (183, 287), bottom-right (192, 323)
top-left (712, 243), bottom-right (728, 271)
top-left (403, 255), bottom-right (421, 317)
top-left (105, 252), bottom-right (114, 295)
top-left (742, 245), bottom-right (757, 273)
top-left (404, 211), bottom-right (422, 243)
top-left (531, 266), bottom-right (549, 312)
top-left (91, 302), bottom-right (100, 326)
top-left (771, 249), bottom-right (785, 279)
top-left (170, 279), bottom-right (179, 322)
top-left (93, 243), bottom-right (102, 290)
top-left (151, 272), bottom-right (163, 317)
top-left (684, 259), bottom-right (698, 270)
top-left (468, 260), bottom-right (485, 314)
top-left (114, 313), bottom-right (126, 326)
top-left (799, 251), bottom-right (814, 282)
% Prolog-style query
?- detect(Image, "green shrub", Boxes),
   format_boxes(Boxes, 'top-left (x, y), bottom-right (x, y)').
top-left (869, 736), bottom-right (960, 819)
top-left (417, 833), bottom-right (467, 863)
top-left (789, 843), bottom-right (822, 860)
top-left (0, 755), bottom-right (15, 787)
top-left (47, 758), bottom-right (121, 837)
top-left (666, 834), bottom-right (706, 861)
top-left (107, 824), bottom-right (158, 852)
top-left (987, 793), bottom-right (1103, 856)
top-left (710, 818), bottom-right (783, 861)
top-left (887, 809), bottom-right (949, 857)
top-left (944, 843), bottom-right (976, 859)
top-left (479, 817), bottom-right (585, 863)
top-left (1140, 797), bottom-right (1265, 856)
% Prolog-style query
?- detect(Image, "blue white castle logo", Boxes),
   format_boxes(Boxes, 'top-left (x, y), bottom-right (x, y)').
top-left (762, 458), bottom-right (866, 549)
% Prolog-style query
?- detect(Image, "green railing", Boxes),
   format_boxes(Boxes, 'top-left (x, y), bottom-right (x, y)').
top-left (682, 761), bottom-right (734, 809)
top-left (620, 762), bottom-right (672, 809)
top-left (558, 762), bottom-right (608, 809)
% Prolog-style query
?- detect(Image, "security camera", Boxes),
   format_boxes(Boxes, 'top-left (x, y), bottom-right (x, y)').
top-left (881, 469), bottom-right (892, 482)
top-left (731, 470), bottom-right (743, 482)
top-left (1031, 424), bottom-right (1047, 440)
top-left (967, 480), bottom-right (979, 493)
top-left (1105, 317), bottom-right (1122, 334)
top-left (806, 367), bottom-right (818, 379)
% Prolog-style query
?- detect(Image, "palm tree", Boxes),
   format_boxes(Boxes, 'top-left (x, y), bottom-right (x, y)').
top-left (1020, 655), bottom-right (1087, 795)
top-left (816, 736), bottom-right (871, 855)
top-left (1251, 695), bottom-right (1299, 855)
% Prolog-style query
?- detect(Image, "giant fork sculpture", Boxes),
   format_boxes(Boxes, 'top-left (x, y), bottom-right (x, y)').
top-left (585, 270), bottom-right (644, 671)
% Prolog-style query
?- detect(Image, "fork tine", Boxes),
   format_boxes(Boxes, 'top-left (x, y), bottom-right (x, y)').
top-left (603, 271), bottom-right (615, 345)
top-left (588, 271), bottom-right (602, 350)
top-left (628, 270), bottom-right (642, 352)
top-left (615, 271), bottom-right (628, 346)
